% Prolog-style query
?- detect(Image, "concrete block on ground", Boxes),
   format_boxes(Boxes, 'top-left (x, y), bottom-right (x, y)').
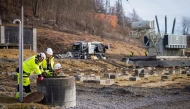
top-left (169, 70), bottom-right (175, 74)
top-left (104, 73), bottom-right (112, 78)
top-left (161, 75), bottom-right (170, 79)
top-left (135, 68), bottom-right (144, 76)
top-left (110, 74), bottom-right (118, 79)
top-left (129, 77), bottom-right (141, 81)
top-left (83, 79), bottom-right (100, 84)
top-left (182, 71), bottom-right (188, 74)
top-left (100, 79), bottom-right (115, 85)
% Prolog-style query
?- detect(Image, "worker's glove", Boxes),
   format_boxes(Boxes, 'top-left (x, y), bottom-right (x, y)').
top-left (38, 75), bottom-right (43, 81)
top-left (42, 72), bottom-right (47, 77)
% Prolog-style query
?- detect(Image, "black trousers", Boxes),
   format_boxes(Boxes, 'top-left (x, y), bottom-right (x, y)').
top-left (17, 85), bottom-right (31, 93)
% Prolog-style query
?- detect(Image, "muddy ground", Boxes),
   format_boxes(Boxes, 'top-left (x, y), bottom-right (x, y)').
top-left (0, 55), bottom-right (190, 109)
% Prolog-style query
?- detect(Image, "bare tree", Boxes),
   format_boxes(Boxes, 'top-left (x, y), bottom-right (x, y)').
top-left (32, 0), bottom-right (38, 17)
top-left (181, 16), bottom-right (190, 35)
top-left (128, 9), bottom-right (141, 23)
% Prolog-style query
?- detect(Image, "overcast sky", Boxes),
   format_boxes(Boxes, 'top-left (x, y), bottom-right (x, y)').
top-left (110, 0), bottom-right (190, 34)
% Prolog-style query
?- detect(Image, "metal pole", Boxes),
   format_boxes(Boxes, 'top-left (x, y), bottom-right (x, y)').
top-left (165, 15), bottom-right (167, 35)
top-left (20, 4), bottom-right (24, 102)
top-left (13, 19), bottom-right (23, 102)
top-left (155, 15), bottom-right (160, 33)
top-left (172, 18), bottom-right (176, 34)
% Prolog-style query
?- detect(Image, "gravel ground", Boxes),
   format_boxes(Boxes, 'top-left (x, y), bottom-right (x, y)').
top-left (51, 84), bottom-right (190, 109)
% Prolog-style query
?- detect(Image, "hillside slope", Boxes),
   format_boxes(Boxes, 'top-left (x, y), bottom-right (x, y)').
top-left (36, 28), bottom-right (146, 59)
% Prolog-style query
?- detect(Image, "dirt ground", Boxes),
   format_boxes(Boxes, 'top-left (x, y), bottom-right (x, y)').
top-left (0, 29), bottom-right (190, 108)
top-left (0, 53), bottom-right (190, 108)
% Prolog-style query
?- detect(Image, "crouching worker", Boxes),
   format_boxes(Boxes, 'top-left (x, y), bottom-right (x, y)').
top-left (40, 48), bottom-right (54, 76)
top-left (15, 53), bottom-right (46, 99)
top-left (42, 63), bottom-right (63, 76)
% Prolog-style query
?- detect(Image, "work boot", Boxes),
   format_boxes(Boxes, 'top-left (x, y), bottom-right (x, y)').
top-left (15, 92), bottom-right (19, 99)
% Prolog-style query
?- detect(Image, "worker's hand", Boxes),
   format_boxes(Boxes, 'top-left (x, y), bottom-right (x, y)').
top-left (38, 76), bottom-right (43, 81)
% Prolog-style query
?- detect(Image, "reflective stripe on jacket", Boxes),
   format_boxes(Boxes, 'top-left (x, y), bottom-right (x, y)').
top-left (23, 55), bottom-right (42, 75)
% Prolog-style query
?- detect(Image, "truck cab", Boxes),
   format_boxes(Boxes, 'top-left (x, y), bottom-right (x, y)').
top-left (72, 41), bottom-right (88, 59)
top-left (71, 41), bottom-right (109, 59)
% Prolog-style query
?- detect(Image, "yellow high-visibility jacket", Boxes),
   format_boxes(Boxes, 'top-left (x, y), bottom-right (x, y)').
top-left (41, 57), bottom-right (54, 73)
top-left (23, 55), bottom-right (42, 77)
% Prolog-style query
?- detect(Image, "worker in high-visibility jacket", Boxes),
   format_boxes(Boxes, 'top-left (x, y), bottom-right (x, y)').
top-left (130, 51), bottom-right (134, 57)
top-left (42, 63), bottom-right (63, 76)
top-left (40, 48), bottom-right (54, 76)
top-left (145, 51), bottom-right (149, 56)
top-left (15, 53), bottom-right (46, 98)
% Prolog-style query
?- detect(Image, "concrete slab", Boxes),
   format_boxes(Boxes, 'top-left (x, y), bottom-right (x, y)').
top-left (104, 73), bottom-right (113, 78)
top-left (129, 77), bottom-right (141, 81)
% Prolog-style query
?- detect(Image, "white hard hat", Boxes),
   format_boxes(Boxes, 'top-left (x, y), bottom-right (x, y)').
top-left (54, 63), bottom-right (62, 70)
top-left (46, 48), bottom-right (53, 55)
top-left (39, 52), bottom-right (46, 60)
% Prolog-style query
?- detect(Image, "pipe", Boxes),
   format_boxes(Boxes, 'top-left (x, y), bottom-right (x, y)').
top-left (172, 18), bottom-right (176, 34)
top-left (13, 19), bottom-right (23, 102)
top-left (155, 15), bottom-right (160, 33)
top-left (165, 15), bottom-right (167, 34)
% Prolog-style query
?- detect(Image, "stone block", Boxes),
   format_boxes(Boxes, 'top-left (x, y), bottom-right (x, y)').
top-left (135, 68), bottom-right (144, 76)
top-left (83, 80), bottom-right (100, 84)
top-left (105, 79), bottom-right (115, 84)
top-left (100, 79), bottom-right (115, 85)
top-left (182, 71), bottom-right (188, 74)
top-left (110, 74), bottom-right (118, 79)
top-left (129, 77), bottom-right (141, 81)
top-left (169, 70), bottom-right (175, 74)
top-left (104, 73), bottom-right (112, 78)
top-left (99, 80), bottom-right (106, 84)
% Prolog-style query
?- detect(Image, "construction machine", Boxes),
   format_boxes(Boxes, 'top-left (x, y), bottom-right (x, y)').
top-left (71, 41), bottom-right (110, 59)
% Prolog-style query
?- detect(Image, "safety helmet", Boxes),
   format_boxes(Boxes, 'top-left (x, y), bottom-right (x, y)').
top-left (39, 52), bottom-right (46, 60)
top-left (54, 63), bottom-right (62, 70)
top-left (46, 48), bottom-right (53, 56)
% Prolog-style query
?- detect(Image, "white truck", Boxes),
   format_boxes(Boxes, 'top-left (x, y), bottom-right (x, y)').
top-left (71, 41), bottom-right (109, 59)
